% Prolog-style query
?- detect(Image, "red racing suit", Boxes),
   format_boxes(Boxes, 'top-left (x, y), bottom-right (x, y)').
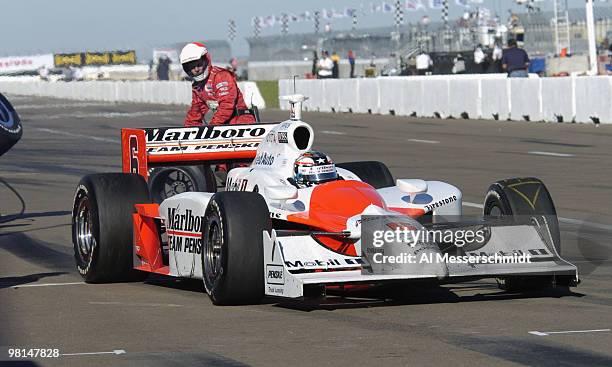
top-left (184, 66), bottom-right (256, 126)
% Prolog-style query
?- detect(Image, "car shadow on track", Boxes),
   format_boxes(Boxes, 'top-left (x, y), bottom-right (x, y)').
top-left (0, 271), bottom-right (68, 289)
top-left (272, 283), bottom-right (584, 312)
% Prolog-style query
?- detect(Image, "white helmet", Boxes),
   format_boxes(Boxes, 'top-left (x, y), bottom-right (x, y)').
top-left (180, 42), bottom-right (211, 82)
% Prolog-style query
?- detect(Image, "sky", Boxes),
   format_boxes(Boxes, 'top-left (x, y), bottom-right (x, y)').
top-left (1, 0), bottom-right (610, 59)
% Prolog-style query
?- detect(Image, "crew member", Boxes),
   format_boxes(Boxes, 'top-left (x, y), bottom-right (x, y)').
top-left (180, 42), bottom-right (256, 126)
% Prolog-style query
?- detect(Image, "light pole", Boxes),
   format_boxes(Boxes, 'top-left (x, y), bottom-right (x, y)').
top-left (585, 0), bottom-right (598, 75)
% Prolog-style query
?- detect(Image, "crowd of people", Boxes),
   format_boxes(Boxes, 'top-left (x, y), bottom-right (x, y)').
top-left (311, 49), bottom-right (357, 79)
top-left (308, 38), bottom-right (531, 79)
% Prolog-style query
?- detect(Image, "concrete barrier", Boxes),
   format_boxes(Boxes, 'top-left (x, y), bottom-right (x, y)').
top-left (0, 80), bottom-right (265, 109)
top-left (279, 75), bottom-right (611, 124)
top-left (574, 76), bottom-right (612, 124)
top-left (510, 78), bottom-right (542, 121)
top-left (541, 78), bottom-right (574, 123)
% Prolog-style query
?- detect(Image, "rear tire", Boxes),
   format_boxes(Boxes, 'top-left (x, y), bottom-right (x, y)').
top-left (148, 165), bottom-right (216, 203)
top-left (72, 173), bottom-right (150, 283)
top-left (202, 192), bottom-right (271, 305)
top-left (336, 161), bottom-right (395, 189)
top-left (0, 93), bottom-right (22, 157)
top-left (483, 177), bottom-right (562, 291)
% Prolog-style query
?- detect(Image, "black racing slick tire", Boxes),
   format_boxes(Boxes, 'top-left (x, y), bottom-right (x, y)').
top-left (483, 177), bottom-right (560, 254)
top-left (483, 177), bottom-right (563, 292)
top-left (336, 161), bottom-right (395, 189)
top-left (202, 192), bottom-right (271, 305)
top-left (0, 93), bottom-right (23, 157)
top-left (72, 173), bottom-right (150, 283)
top-left (148, 165), bottom-right (216, 203)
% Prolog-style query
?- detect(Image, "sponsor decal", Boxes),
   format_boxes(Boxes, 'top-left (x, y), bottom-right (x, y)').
top-left (216, 81), bottom-right (229, 88)
top-left (166, 207), bottom-right (203, 254)
top-left (278, 132), bottom-right (288, 143)
top-left (424, 195), bottom-right (457, 212)
top-left (284, 258), bottom-right (363, 269)
top-left (266, 264), bottom-right (285, 285)
top-left (267, 286), bottom-right (284, 295)
top-left (253, 152), bottom-right (275, 165)
top-left (145, 126), bottom-right (267, 142)
top-left (265, 133), bottom-right (276, 143)
top-left (226, 177), bottom-right (249, 192)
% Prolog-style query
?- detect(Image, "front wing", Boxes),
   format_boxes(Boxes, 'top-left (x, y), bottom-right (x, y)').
top-left (262, 220), bottom-right (578, 299)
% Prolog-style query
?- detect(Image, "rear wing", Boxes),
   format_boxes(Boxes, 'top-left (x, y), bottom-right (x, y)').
top-left (121, 123), bottom-right (278, 179)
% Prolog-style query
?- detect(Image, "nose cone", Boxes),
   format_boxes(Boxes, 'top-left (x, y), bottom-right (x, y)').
top-left (308, 180), bottom-right (386, 231)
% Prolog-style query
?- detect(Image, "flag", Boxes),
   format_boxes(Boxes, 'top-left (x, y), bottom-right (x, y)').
top-left (406, 0), bottom-right (425, 11)
top-left (263, 15), bottom-right (275, 27)
top-left (429, 0), bottom-right (444, 9)
top-left (382, 2), bottom-right (393, 13)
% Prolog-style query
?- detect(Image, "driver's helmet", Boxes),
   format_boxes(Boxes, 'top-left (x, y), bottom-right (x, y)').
top-left (294, 151), bottom-right (337, 186)
top-left (180, 42), bottom-right (211, 82)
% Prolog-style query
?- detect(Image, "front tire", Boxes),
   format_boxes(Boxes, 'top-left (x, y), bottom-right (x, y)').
top-left (202, 192), bottom-right (271, 305)
top-left (483, 177), bottom-right (563, 291)
top-left (72, 173), bottom-right (150, 283)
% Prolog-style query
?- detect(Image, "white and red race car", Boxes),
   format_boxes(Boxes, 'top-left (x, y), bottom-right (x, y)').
top-left (72, 95), bottom-right (578, 305)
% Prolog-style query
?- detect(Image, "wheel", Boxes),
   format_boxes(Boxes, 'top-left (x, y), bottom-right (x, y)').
top-left (483, 177), bottom-right (560, 253)
top-left (72, 173), bottom-right (150, 283)
top-left (148, 165), bottom-right (216, 203)
top-left (336, 161), bottom-right (395, 189)
top-left (483, 177), bottom-right (562, 291)
top-left (202, 192), bottom-right (271, 305)
top-left (0, 93), bottom-right (23, 157)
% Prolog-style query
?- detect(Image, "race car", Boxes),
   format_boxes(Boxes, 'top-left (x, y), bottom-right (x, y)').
top-left (71, 95), bottom-right (578, 305)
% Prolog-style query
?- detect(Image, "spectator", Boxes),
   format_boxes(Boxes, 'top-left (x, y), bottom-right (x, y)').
top-left (502, 38), bottom-right (530, 78)
top-left (156, 54), bottom-right (171, 81)
top-left (416, 50), bottom-right (432, 75)
top-left (452, 54), bottom-right (466, 74)
top-left (492, 43), bottom-right (503, 72)
top-left (347, 50), bottom-right (356, 78)
top-left (311, 51), bottom-right (318, 78)
top-left (317, 50), bottom-right (333, 79)
top-left (474, 45), bottom-right (486, 73)
top-left (331, 51), bottom-right (340, 78)
top-left (38, 65), bottom-right (49, 81)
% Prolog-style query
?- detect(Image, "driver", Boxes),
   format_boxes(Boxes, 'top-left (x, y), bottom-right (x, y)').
top-left (293, 151), bottom-right (338, 187)
top-left (180, 42), bottom-right (256, 126)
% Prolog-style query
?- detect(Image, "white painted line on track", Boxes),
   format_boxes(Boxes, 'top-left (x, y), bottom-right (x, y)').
top-left (463, 201), bottom-right (484, 209)
top-left (34, 128), bottom-right (120, 144)
top-left (61, 350), bottom-right (126, 357)
top-left (529, 329), bottom-right (610, 336)
top-left (89, 301), bottom-right (182, 307)
top-left (15, 102), bottom-right (115, 109)
top-left (408, 138), bottom-right (440, 144)
top-left (13, 281), bottom-right (85, 289)
top-left (45, 111), bottom-right (177, 119)
top-left (528, 151), bottom-right (574, 157)
top-left (462, 201), bottom-right (612, 231)
top-left (557, 217), bottom-right (612, 231)
top-left (321, 130), bottom-right (346, 135)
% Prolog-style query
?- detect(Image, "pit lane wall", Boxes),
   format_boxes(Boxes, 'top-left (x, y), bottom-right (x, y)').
top-left (279, 75), bottom-right (612, 124)
top-left (0, 78), bottom-right (266, 109)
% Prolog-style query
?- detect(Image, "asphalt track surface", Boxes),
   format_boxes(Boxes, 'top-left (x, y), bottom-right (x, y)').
top-left (1, 95), bottom-right (611, 367)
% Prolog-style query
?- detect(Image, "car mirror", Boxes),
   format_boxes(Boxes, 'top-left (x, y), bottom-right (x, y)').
top-left (396, 179), bottom-right (428, 194)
